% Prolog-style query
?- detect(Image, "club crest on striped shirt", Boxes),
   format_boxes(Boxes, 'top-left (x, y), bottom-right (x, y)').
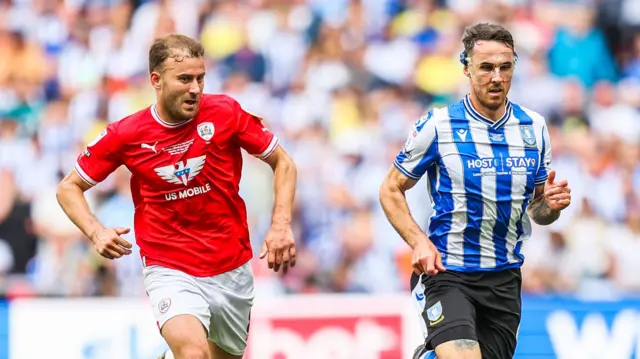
top-left (519, 125), bottom-right (536, 147)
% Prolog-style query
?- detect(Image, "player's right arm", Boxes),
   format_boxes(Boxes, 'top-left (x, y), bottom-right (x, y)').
top-left (379, 110), bottom-right (445, 276)
top-left (56, 126), bottom-right (132, 260)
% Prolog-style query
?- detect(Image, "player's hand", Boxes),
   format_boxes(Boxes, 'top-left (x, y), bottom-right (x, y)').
top-left (412, 238), bottom-right (446, 276)
top-left (259, 224), bottom-right (296, 274)
top-left (90, 227), bottom-right (133, 260)
top-left (544, 170), bottom-right (571, 211)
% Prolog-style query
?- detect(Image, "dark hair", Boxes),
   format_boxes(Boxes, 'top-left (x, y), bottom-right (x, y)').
top-left (462, 23), bottom-right (515, 56)
top-left (148, 34), bottom-right (205, 73)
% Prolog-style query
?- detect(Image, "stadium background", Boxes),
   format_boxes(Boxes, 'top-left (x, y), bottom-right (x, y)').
top-left (0, 0), bottom-right (639, 358)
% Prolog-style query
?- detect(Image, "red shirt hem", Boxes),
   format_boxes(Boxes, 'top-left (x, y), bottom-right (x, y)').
top-left (142, 251), bottom-right (253, 277)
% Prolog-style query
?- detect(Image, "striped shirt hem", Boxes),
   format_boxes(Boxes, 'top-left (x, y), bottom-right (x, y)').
top-left (394, 160), bottom-right (421, 180)
top-left (534, 176), bottom-right (548, 185)
top-left (443, 260), bottom-right (523, 272)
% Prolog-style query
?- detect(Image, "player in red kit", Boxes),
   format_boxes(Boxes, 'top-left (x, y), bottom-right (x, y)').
top-left (56, 34), bottom-right (298, 359)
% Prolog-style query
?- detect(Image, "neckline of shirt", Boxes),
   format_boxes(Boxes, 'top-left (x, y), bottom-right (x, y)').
top-left (463, 94), bottom-right (512, 129)
top-left (151, 104), bottom-right (194, 128)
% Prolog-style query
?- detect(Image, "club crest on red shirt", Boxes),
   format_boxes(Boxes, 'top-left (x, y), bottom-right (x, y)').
top-left (197, 122), bottom-right (215, 141)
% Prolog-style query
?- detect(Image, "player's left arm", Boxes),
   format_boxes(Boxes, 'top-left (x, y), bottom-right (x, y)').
top-left (259, 145), bottom-right (298, 272)
top-left (527, 124), bottom-right (571, 225)
top-left (261, 145), bottom-right (297, 228)
top-left (232, 99), bottom-right (297, 273)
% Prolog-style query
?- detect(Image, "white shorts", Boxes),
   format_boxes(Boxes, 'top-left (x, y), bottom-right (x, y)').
top-left (143, 261), bottom-right (254, 356)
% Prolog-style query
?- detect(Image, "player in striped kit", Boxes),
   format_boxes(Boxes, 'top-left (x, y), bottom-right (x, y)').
top-left (379, 23), bottom-right (571, 359)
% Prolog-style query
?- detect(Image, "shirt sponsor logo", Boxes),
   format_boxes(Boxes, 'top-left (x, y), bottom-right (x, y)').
top-left (466, 156), bottom-right (536, 176)
top-left (164, 183), bottom-right (211, 201)
top-left (155, 155), bottom-right (211, 201)
top-left (154, 155), bottom-right (206, 186)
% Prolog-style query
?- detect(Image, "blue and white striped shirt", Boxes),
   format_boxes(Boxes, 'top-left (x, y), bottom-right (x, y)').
top-left (395, 95), bottom-right (552, 272)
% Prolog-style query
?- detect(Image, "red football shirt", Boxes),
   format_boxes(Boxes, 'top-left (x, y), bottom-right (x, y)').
top-left (75, 94), bottom-right (278, 277)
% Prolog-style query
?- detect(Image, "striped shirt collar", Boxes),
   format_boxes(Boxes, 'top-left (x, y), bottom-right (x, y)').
top-left (462, 94), bottom-right (512, 129)
top-left (151, 104), bottom-right (194, 128)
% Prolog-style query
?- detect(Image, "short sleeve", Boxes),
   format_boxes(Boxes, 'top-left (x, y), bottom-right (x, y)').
top-left (394, 110), bottom-right (440, 180)
top-left (535, 124), bottom-right (552, 185)
top-left (233, 101), bottom-right (279, 159)
top-left (75, 124), bottom-right (123, 186)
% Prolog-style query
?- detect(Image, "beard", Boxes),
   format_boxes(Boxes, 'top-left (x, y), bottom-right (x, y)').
top-left (472, 86), bottom-right (505, 111)
top-left (162, 93), bottom-right (198, 123)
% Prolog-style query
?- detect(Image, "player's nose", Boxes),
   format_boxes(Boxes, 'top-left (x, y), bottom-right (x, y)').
top-left (491, 71), bottom-right (504, 82)
top-left (188, 80), bottom-right (201, 94)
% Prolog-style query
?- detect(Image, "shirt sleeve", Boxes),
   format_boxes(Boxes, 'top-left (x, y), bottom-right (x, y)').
top-left (535, 124), bottom-right (552, 185)
top-left (75, 124), bottom-right (123, 186)
top-left (233, 100), bottom-right (279, 159)
top-left (394, 110), bottom-right (439, 180)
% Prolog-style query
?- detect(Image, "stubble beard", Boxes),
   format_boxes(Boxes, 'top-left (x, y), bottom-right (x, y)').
top-left (163, 94), bottom-right (192, 123)
top-left (473, 86), bottom-right (504, 112)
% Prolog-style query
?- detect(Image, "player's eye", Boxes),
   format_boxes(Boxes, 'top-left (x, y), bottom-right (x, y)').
top-left (197, 75), bottom-right (205, 82)
top-left (479, 64), bottom-right (494, 72)
top-left (179, 77), bottom-right (191, 83)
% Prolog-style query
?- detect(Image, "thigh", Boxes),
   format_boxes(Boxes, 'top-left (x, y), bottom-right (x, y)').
top-left (163, 315), bottom-right (210, 358)
top-left (475, 269), bottom-right (522, 359)
top-left (412, 271), bottom-right (479, 351)
top-left (206, 261), bottom-right (255, 357)
top-left (209, 342), bottom-right (243, 359)
top-left (411, 344), bottom-right (437, 359)
top-left (144, 265), bottom-right (211, 357)
top-left (436, 339), bottom-right (481, 359)
top-left (143, 265), bottom-right (211, 335)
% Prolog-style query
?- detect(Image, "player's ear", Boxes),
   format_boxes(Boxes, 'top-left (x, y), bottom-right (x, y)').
top-left (463, 66), bottom-right (470, 78)
top-left (150, 71), bottom-right (162, 90)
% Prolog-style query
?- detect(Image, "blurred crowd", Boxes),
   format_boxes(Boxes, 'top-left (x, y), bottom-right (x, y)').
top-left (0, 0), bottom-right (639, 300)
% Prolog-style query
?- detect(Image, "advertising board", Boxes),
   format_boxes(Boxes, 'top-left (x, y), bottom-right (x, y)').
top-left (7, 295), bottom-right (420, 359)
top-left (515, 296), bottom-right (640, 359)
top-left (6, 295), bottom-right (640, 359)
